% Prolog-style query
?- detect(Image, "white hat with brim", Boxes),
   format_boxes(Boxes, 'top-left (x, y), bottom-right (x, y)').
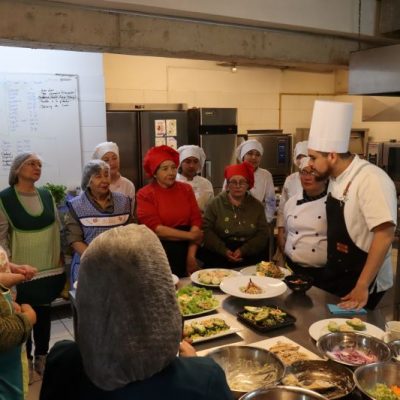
top-left (308, 100), bottom-right (353, 153)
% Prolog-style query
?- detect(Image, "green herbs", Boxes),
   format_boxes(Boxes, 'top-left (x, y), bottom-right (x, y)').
top-left (43, 183), bottom-right (67, 206)
top-left (177, 285), bottom-right (219, 316)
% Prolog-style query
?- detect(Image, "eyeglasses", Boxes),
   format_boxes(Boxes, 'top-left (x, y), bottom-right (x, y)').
top-left (300, 170), bottom-right (316, 176)
top-left (24, 160), bottom-right (42, 168)
top-left (228, 180), bottom-right (248, 187)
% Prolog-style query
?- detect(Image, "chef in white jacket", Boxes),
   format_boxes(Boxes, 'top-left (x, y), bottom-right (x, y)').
top-left (176, 145), bottom-right (214, 213)
top-left (282, 157), bottom-right (329, 283)
top-left (227, 139), bottom-right (276, 223)
top-left (277, 140), bottom-right (308, 251)
top-left (308, 100), bottom-right (397, 310)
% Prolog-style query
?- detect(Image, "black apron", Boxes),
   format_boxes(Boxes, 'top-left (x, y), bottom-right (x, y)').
top-left (320, 165), bottom-right (384, 309)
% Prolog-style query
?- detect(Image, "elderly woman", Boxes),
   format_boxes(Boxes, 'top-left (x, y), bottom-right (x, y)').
top-left (200, 162), bottom-right (269, 268)
top-left (277, 140), bottom-right (308, 252)
top-left (65, 160), bottom-right (131, 284)
top-left (0, 152), bottom-right (64, 377)
top-left (92, 141), bottom-right (135, 202)
top-left (233, 139), bottom-right (276, 223)
top-left (278, 157), bottom-right (329, 283)
top-left (39, 225), bottom-right (232, 400)
top-left (137, 146), bottom-right (203, 277)
top-left (176, 145), bottom-right (214, 213)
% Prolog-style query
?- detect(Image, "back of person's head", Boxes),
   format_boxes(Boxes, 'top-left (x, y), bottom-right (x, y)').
top-left (76, 224), bottom-right (182, 391)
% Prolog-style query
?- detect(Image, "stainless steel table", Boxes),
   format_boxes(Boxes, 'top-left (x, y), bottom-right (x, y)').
top-left (179, 278), bottom-right (386, 355)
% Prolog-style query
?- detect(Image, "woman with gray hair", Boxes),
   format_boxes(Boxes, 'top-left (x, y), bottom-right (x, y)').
top-left (40, 224), bottom-right (232, 400)
top-left (0, 152), bottom-right (64, 379)
top-left (65, 160), bottom-right (131, 285)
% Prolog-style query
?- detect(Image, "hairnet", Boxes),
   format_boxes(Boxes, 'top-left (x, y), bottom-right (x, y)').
top-left (81, 160), bottom-right (110, 190)
top-left (224, 161), bottom-right (255, 189)
top-left (76, 224), bottom-right (181, 390)
top-left (8, 152), bottom-right (42, 186)
top-left (92, 142), bottom-right (119, 160)
top-left (177, 145), bottom-right (206, 172)
top-left (236, 139), bottom-right (264, 162)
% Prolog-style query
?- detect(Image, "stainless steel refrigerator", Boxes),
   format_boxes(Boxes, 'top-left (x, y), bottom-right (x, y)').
top-left (188, 108), bottom-right (237, 193)
top-left (106, 104), bottom-right (188, 189)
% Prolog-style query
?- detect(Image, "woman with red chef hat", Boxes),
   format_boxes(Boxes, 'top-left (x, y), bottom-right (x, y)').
top-left (199, 161), bottom-right (269, 268)
top-left (136, 146), bottom-right (203, 277)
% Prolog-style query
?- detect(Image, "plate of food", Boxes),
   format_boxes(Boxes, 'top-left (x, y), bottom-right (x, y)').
top-left (308, 318), bottom-right (385, 341)
top-left (176, 285), bottom-right (219, 317)
top-left (237, 305), bottom-right (296, 333)
top-left (191, 269), bottom-right (241, 287)
top-left (240, 261), bottom-right (291, 280)
top-left (183, 313), bottom-right (241, 344)
top-left (220, 276), bottom-right (287, 299)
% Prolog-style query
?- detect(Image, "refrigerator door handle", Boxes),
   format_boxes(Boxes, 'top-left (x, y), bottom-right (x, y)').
top-left (205, 160), bottom-right (212, 180)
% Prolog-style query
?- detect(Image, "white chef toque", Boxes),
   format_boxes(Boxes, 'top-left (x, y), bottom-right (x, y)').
top-left (177, 145), bottom-right (206, 172)
top-left (308, 101), bottom-right (353, 153)
top-left (236, 139), bottom-right (264, 162)
top-left (293, 141), bottom-right (308, 167)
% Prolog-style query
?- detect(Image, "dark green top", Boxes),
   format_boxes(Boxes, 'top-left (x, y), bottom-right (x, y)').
top-left (203, 191), bottom-right (268, 257)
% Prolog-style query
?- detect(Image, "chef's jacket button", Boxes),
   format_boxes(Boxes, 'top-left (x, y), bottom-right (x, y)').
top-left (318, 216), bottom-right (321, 219)
top-left (292, 246), bottom-right (296, 250)
top-left (324, 201), bottom-right (327, 204)
top-left (315, 233), bottom-right (319, 236)
top-left (312, 249), bottom-right (315, 252)
top-left (294, 216), bottom-right (297, 219)
top-left (295, 231), bottom-right (298, 234)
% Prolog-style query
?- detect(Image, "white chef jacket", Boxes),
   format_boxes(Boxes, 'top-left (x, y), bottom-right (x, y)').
top-left (284, 192), bottom-right (327, 268)
top-left (276, 172), bottom-right (302, 227)
top-left (222, 167), bottom-right (276, 223)
top-left (176, 173), bottom-right (214, 212)
top-left (329, 155), bottom-right (397, 292)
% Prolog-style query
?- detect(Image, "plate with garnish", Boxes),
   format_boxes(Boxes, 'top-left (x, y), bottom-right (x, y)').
top-left (220, 276), bottom-right (287, 299)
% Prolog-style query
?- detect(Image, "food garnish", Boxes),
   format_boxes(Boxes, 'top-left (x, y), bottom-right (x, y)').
top-left (183, 318), bottom-right (229, 340)
top-left (240, 278), bottom-right (264, 294)
top-left (256, 261), bottom-right (284, 278)
top-left (241, 306), bottom-right (287, 327)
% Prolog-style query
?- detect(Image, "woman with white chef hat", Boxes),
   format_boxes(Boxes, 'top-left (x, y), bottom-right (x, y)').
top-left (92, 141), bottom-right (135, 204)
top-left (233, 139), bottom-right (276, 223)
top-left (276, 141), bottom-right (308, 252)
top-left (308, 100), bottom-right (397, 310)
top-left (176, 145), bottom-right (214, 213)
top-left (281, 156), bottom-right (329, 283)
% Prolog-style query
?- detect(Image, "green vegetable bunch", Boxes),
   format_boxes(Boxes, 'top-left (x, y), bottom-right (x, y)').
top-left (43, 183), bottom-right (67, 206)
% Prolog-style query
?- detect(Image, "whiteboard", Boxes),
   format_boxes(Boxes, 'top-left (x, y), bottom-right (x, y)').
top-left (0, 73), bottom-right (82, 190)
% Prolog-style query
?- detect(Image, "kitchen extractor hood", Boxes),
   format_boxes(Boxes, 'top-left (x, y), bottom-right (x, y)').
top-left (349, 44), bottom-right (400, 96)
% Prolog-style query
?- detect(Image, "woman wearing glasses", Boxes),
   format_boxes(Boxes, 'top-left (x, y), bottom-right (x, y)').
top-left (200, 162), bottom-right (268, 268)
top-left (279, 157), bottom-right (329, 282)
top-left (0, 152), bottom-right (64, 379)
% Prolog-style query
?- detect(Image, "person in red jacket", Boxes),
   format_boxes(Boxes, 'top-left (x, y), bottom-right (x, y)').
top-left (137, 146), bottom-right (203, 277)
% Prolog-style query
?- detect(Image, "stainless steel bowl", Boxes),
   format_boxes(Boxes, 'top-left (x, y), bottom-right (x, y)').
top-left (354, 361), bottom-right (400, 400)
top-left (206, 345), bottom-right (285, 398)
top-left (317, 332), bottom-right (391, 367)
top-left (282, 360), bottom-right (354, 399)
top-left (239, 386), bottom-right (328, 400)
top-left (388, 339), bottom-right (400, 362)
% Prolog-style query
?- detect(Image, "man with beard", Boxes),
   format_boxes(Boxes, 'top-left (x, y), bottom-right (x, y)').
top-left (308, 100), bottom-right (397, 310)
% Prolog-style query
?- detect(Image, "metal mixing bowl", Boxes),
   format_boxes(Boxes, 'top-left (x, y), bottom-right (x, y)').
top-left (354, 361), bottom-right (400, 400)
top-left (317, 332), bottom-right (391, 367)
top-left (388, 339), bottom-right (400, 362)
top-left (239, 386), bottom-right (328, 400)
top-left (206, 345), bottom-right (285, 398)
top-left (282, 360), bottom-right (354, 399)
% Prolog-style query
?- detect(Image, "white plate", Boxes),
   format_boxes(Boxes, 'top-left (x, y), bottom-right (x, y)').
top-left (240, 265), bottom-right (291, 280)
top-left (191, 269), bottom-right (241, 287)
top-left (308, 318), bottom-right (385, 341)
top-left (184, 313), bottom-right (241, 344)
top-left (183, 303), bottom-right (220, 318)
top-left (172, 274), bottom-right (179, 286)
top-left (220, 276), bottom-right (287, 299)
